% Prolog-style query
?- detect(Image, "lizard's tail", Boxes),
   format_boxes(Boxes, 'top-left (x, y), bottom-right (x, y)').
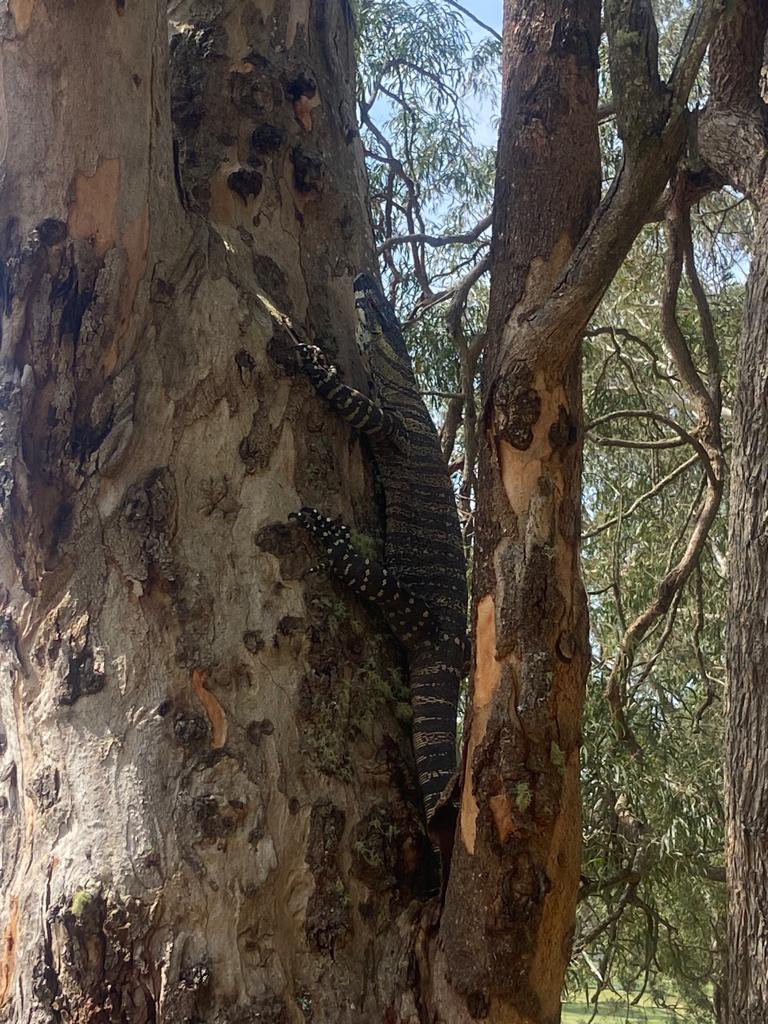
top-left (409, 640), bottom-right (462, 822)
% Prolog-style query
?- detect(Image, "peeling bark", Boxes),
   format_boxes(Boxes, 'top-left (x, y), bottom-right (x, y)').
top-left (438, 4), bottom-right (601, 1020)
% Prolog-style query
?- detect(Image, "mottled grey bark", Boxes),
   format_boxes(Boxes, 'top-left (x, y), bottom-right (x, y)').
top-left (0, 3), bottom-right (434, 1021)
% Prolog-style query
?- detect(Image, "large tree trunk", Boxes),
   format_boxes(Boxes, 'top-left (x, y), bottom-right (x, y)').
top-left (0, 4), bottom-right (433, 1021)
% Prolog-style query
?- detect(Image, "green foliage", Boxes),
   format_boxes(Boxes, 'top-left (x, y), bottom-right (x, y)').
top-left (357, 0), bottom-right (497, 441)
top-left (569, 210), bottom-right (742, 1017)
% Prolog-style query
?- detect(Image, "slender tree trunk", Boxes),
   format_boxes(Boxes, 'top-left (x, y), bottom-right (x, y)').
top-left (724, 194), bottom-right (768, 1024)
top-left (432, 0), bottom-right (720, 1019)
top-left (0, 4), bottom-right (432, 1021)
top-left (699, 4), bottom-right (768, 1021)
top-left (437, 3), bottom-right (601, 1021)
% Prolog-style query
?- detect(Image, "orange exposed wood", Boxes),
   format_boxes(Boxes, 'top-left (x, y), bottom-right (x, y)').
top-left (192, 669), bottom-right (228, 748)
top-left (460, 595), bottom-right (503, 853)
top-left (68, 159), bottom-right (120, 258)
top-left (9, 0), bottom-right (34, 34)
top-left (293, 93), bottom-right (321, 131)
top-left (530, 747), bottom-right (583, 1018)
top-left (0, 898), bottom-right (18, 1006)
top-left (489, 793), bottom-right (518, 844)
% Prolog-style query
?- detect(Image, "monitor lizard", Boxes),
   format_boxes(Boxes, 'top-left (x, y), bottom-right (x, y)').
top-left (289, 273), bottom-right (468, 852)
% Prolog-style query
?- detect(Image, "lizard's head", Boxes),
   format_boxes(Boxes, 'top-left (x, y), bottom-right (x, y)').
top-left (353, 272), bottom-right (379, 366)
top-left (353, 272), bottom-right (410, 365)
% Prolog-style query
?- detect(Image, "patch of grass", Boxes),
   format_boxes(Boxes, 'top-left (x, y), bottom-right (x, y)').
top-left (562, 1000), bottom-right (683, 1023)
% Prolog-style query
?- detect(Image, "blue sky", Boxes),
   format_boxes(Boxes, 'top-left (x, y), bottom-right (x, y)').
top-left (463, 0), bottom-right (502, 33)
top-left (460, 1), bottom-right (503, 148)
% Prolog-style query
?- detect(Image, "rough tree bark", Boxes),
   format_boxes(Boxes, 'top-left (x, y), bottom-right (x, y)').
top-left (700, 2), bottom-right (768, 1020)
top-left (0, 3), bottom-right (436, 1021)
top-left (725, 211), bottom-right (768, 1024)
top-left (438, 5), bottom-right (601, 1021)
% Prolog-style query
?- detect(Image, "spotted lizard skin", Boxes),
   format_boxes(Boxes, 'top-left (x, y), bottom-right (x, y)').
top-left (292, 273), bottom-right (467, 825)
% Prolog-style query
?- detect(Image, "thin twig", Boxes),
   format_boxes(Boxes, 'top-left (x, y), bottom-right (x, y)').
top-left (588, 434), bottom-right (687, 451)
top-left (443, 0), bottom-right (502, 41)
top-left (603, 189), bottom-right (725, 752)
top-left (586, 410), bottom-right (716, 485)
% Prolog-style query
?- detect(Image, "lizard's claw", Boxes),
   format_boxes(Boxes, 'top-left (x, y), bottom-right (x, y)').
top-left (291, 507), bottom-right (352, 549)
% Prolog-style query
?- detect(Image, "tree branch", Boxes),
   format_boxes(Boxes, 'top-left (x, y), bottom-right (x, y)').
top-left (489, 0), bottom-right (724, 387)
top-left (604, 0), bottom-right (665, 145)
top-left (661, 177), bottom-right (719, 426)
top-left (588, 434), bottom-right (686, 450)
top-left (698, 0), bottom-right (768, 192)
top-left (668, 0), bottom-right (729, 114)
top-left (682, 207), bottom-right (722, 415)
top-left (603, 194), bottom-right (725, 750)
top-left (586, 410), bottom-right (716, 483)
top-left (376, 213), bottom-right (492, 255)
top-left (583, 453), bottom-right (699, 541)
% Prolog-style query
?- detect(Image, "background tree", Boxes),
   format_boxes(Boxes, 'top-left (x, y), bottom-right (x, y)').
top-left (438, 0), bottom-right (725, 1017)
top-left (698, 1), bottom-right (768, 1020)
top-left (575, 221), bottom-right (739, 1021)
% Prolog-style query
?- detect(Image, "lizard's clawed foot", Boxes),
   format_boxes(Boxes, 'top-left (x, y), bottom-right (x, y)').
top-left (290, 507), bottom-right (352, 553)
top-left (295, 342), bottom-right (332, 372)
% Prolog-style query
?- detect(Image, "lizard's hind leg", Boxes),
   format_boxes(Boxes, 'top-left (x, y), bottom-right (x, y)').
top-left (292, 507), bottom-right (435, 645)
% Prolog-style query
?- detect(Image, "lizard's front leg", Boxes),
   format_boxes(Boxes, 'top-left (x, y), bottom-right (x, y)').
top-left (293, 343), bottom-right (409, 454)
top-left (291, 507), bottom-right (433, 645)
